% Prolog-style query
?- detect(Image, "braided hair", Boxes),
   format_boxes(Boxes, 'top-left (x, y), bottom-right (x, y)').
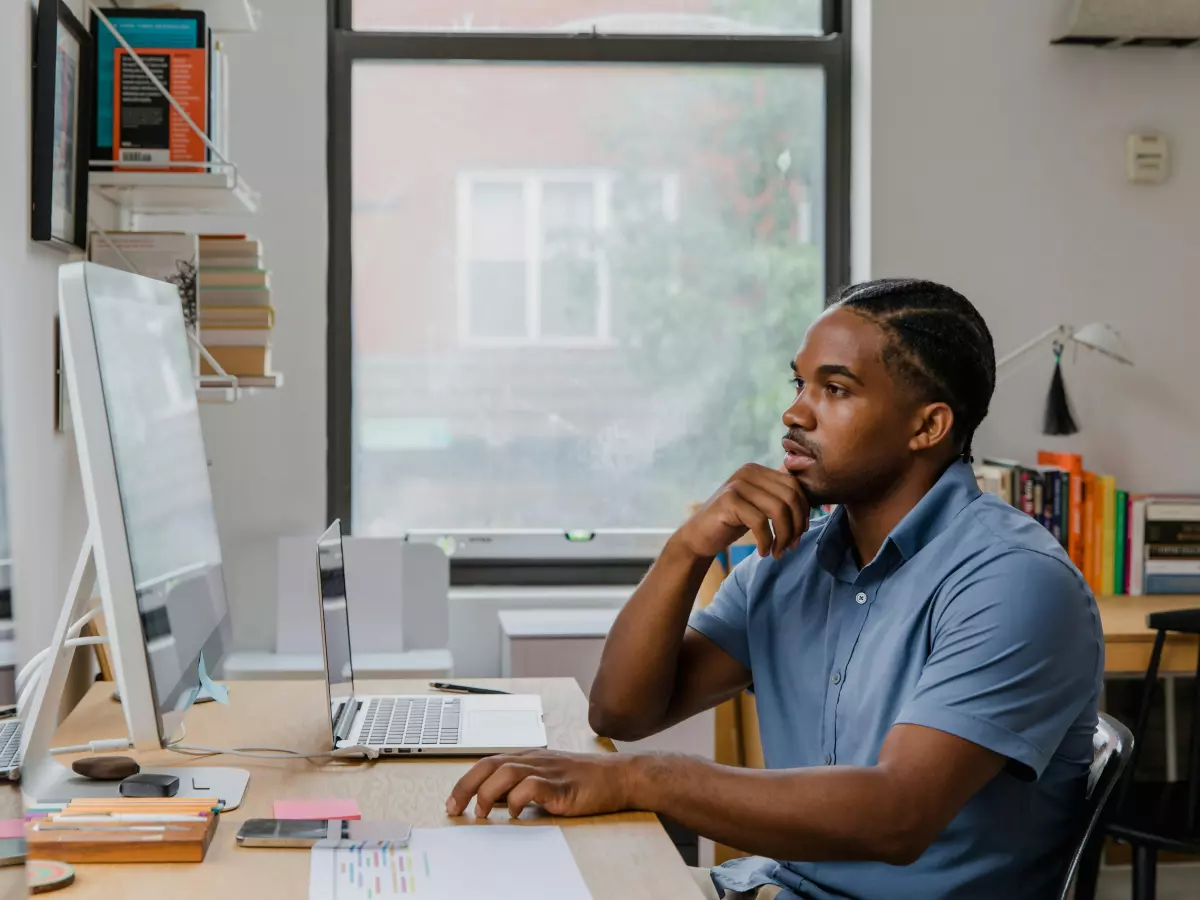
top-left (833, 279), bottom-right (996, 464)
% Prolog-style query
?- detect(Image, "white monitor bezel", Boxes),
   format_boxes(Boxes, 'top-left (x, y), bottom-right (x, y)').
top-left (54, 262), bottom-right (193, 749)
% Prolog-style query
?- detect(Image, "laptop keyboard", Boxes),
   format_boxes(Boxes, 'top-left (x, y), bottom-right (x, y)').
top-left (360, 697), bottom-right (461, 747)
top-left (0, 721), bottom-right (22, 771)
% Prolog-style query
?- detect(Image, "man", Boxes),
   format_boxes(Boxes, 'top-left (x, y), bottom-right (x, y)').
top-left (446, 279), bottom-right (1104, 900)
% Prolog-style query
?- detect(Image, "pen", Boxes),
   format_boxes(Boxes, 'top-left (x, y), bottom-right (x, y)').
top-left (429, 682), bottom-right (510, 696)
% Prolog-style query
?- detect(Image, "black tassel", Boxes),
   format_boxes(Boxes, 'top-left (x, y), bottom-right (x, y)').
top-left (1043, 342), bottom-right (1079, 436)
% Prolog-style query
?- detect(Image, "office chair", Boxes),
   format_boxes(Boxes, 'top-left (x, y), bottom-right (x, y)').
top-left (1060, 712), bottom-right (1134, 900)
top-left (1074, 608), bottom-right (1200, 900)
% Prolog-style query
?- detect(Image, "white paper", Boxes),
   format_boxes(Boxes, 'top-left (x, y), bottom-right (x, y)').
top-left (308, 826), bottom-right (594, 900)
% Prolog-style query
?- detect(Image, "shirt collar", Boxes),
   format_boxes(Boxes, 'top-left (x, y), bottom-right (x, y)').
top-left (814, 460), bottom-right (982, 575)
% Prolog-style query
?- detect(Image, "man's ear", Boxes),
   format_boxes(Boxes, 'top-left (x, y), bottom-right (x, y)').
top-left (909, 402), bottom-right (955, 454)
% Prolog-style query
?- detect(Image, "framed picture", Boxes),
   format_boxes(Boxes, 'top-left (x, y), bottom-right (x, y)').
top-left (32, 0), bottom-right (93, 250)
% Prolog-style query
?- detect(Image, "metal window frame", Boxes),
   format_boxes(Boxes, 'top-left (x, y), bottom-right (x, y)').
top-left (326, 0), bottom-right (853, 539)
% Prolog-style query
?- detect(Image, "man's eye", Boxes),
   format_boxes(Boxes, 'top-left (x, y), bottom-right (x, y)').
top-left (826, 383), bottom-right (848, 397)
top-left (790, 377), bottom-right (804, 392)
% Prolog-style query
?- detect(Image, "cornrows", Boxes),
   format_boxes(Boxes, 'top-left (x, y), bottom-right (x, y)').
top-left (834, 279), bottom-right (996, 464)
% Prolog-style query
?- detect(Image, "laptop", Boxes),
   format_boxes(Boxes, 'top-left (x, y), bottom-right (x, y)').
top-left (0, 720), bottom-right (20, 780)
top-left (315, 520), bottom-right (548, 757)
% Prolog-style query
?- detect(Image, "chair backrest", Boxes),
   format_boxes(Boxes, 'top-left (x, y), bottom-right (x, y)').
top-left (1058, 712), bottom-right (1134, 900)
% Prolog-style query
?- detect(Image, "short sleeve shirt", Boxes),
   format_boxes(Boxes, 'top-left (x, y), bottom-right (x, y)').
top-left (688, 460), bottom-right (1104, 900)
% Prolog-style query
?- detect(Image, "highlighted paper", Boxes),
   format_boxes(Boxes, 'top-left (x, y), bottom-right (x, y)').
top-left (308, 827), bottom-right (592, 900)
top-left (276, 799), bottom-right (362, 821)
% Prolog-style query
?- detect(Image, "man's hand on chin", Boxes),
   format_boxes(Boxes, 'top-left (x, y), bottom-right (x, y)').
top-left (445, 750), bottom-right (645, 819)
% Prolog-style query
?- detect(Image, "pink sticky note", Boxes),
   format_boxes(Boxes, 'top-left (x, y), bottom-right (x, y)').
top-left (273, 799), bottom-right (361, 821)
top-left (0, 821), bottom-right (24, 839)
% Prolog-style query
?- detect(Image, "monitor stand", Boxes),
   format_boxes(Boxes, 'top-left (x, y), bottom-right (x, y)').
top-left (24, 764), bottom-right (250, 809)
top-left (19, 534), bottom-right (251, 810)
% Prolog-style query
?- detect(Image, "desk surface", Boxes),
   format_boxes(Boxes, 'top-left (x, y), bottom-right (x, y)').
top-left (1097, 595), bottom-right (1200, 674)
top-left (46, 679), bottom-right (701, 899)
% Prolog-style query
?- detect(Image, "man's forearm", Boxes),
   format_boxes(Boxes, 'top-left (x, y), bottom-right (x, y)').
top-left (625, 754), bottom-right (928, 866)
top-left (587, 537), bottom-right (713, 738)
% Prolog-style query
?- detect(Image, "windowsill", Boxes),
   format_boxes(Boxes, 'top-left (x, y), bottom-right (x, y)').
top-left (458, 337), bottom-right (620, 350)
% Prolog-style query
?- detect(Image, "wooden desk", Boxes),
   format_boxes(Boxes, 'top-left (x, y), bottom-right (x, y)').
top-left (1098, 595), bottom-right (1200, 675)
top-left (45, 679), bottom-right (702, 899)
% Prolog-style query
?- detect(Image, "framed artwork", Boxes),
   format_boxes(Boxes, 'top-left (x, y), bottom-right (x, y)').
top-left (32, 0), bottom-right (93, 250)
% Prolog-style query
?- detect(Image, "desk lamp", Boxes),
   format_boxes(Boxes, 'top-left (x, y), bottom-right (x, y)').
top-left (995, 322), bottom-right (1133, 435)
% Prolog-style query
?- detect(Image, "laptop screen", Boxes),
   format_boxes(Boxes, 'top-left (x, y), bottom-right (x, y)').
top-left (316, 520), bottom-right (355, 739)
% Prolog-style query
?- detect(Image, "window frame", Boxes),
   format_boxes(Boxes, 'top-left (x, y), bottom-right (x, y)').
top-left (327, 0), bottom-right (853, 537)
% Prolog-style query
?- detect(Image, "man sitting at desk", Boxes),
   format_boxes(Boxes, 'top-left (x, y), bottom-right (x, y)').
top-left (446, 279), bottom-right (1104, 900)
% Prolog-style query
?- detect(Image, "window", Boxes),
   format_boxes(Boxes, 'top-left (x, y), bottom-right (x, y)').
top-left (330, 2), bottom-right (850, 537)
top-left (352, 0), bottom-right (825, 35)
top-left (460, 171), bottom-right (678, 345)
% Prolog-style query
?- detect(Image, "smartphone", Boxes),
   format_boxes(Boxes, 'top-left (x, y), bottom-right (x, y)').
top-left (235, 819), bottom-right (412, 849)
top-left (0, 838), bottom-right (24, 867)
top-left (236, 818), bottom-right (328, 848)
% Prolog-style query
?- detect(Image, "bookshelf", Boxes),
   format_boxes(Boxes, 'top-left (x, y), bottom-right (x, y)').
top-left (89, 169), bottom-right (260, 218)
top-left (83, 3), bottom-right (280, 404)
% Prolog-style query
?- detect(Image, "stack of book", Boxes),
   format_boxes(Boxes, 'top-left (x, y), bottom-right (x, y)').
top-left (974, 452), bottom-right (1200, 596)
top-left (197, 234), bottom-right (279, 387)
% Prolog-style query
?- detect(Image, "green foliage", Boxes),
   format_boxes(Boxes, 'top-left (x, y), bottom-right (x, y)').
top-left (597, 64), bottom-right (827, 506)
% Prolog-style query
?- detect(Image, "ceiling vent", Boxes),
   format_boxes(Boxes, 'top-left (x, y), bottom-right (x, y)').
top-left (1053, 0), bottom-right (1200, 46)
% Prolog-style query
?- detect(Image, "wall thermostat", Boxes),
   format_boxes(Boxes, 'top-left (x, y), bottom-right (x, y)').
top-left (1126, 133), bottom-right (1168, 183)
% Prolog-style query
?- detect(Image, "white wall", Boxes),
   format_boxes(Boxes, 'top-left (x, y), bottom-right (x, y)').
top-left (0, 0), bottom-right (327, 661)
top-left (864, 0), bottom-right (1200, 492)
top-left (188, 0), bottom-right (328, 651)
top-left (0, 0), bottom-right (91, 666)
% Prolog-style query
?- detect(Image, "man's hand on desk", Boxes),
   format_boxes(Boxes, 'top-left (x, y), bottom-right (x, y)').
top-left (446, 750), bottom-right (637, 819)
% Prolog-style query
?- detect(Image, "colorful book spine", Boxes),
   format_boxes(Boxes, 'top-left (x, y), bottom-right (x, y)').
top-left (1113, 490), bottom-right (1127, 596)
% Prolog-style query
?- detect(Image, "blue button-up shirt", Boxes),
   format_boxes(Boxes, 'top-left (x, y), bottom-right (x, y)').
top-left (688, 460), bottom-right (1104, 900)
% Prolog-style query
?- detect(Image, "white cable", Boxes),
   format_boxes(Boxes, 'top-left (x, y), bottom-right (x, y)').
top-left (164, 744), bottom-right (356, 760)
top-left (50, 738), bottom-right (133, 757)
top-left (16, 608), bottom-right (105, 698)
top-left (14, 649), bottom-right (51, 699)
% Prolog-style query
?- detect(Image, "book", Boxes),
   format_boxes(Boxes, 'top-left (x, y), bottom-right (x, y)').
top-left (90, 9), bottom-right (207, 163)
top-left (1037, 451), bottom-right (1084, 568)
top-left (199, 328), bottom-right (272, 347)
top-left (1113, 490), bottom-right (1127, 596)
top-left (199, 287), bottom-right (272, 308)
top-left (1082, 472), bottom-right (1097, 592)
top-left (1100, 475), bottom-right (1117, 595)
top-left (200, 345), bottom-right (272, 377)
top-left (199, 305), bottom-right (274, 328)
top-left (199, 269), bottom-right (270, 289)
top-left (113, 47), bottom-right (209, 172)
top-left (87, 231), bottom-right (198, 323)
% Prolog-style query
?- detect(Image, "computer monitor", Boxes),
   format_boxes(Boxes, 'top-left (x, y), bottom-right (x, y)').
top-left (19, 263), bottom-right (247, 808)
top-left (54, 261), bottom-right (232, 748)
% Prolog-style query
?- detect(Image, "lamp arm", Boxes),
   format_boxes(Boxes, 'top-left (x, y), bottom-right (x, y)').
top-left (995, 325), bottom-right (1072, 371)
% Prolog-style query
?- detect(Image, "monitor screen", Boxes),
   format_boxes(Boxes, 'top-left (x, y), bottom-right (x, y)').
top-left (87, 268), bottom-right (232, 734)
top-left (316, 520), bottom-right (355, 739)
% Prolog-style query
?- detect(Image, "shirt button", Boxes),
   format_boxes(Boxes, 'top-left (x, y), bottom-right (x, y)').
top-left (831, 671), bottom-right (842, 685)
top-left (855, 592), bottom-right (867, 605)
top-left (824, 754), bottom-right (834, 765)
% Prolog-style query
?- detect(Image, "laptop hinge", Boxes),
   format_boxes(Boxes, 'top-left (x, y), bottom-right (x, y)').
top-left (333, 697), bottom-right (360, 743)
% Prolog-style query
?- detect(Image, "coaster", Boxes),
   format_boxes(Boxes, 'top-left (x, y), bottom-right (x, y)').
top-left (27, 860), bottom-right (75, 894)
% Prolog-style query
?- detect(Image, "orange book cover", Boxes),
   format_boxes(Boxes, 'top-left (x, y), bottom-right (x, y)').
top-left (1038, 451), bottom-right (1084, 569)
top-left (1081, 472), bottom-right (1097, 590)
top-left (113, 47), bottom-right (209, 173)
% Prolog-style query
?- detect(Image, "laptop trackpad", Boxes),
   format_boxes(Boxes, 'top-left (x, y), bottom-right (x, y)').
top-left (467, 710), bottom-right (543, 746)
